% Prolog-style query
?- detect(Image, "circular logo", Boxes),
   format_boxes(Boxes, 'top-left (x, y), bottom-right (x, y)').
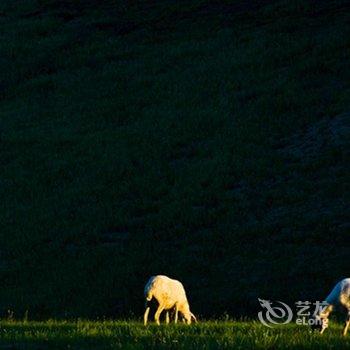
top-left (258, 298), bottom-right (293, 327)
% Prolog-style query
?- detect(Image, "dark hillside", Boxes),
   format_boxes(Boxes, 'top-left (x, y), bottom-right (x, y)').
top-left (0, 0), bottom-right (349, 319)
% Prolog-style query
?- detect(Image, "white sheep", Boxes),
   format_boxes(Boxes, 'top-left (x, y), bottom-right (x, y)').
top-left (314, 278), bottom-right (350, 336)
top-left (143, 275), bottom-right (197, 325)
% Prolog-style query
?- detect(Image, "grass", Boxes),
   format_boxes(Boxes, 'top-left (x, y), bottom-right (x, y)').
top-left (0, 0), bottom-right (349, 319)
top-left (1, 320), bottom-right (350, 349)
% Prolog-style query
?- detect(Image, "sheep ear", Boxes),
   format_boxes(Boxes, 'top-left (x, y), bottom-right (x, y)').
top-left (191, 312), bottom-right (197, 323)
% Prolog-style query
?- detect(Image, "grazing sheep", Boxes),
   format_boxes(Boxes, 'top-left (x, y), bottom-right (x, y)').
top-left (143, 275), bottom-right (197, 326)
top-left (313, 278), bottom-right (350, 336)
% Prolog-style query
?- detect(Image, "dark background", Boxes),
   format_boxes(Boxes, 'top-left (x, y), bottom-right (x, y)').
top-left (0, 0), bottom-right (349, 320)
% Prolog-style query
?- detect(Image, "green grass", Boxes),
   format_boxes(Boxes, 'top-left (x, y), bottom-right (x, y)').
top-left (1, 320), bottom-right (350, 349)
top-left (0, 0), bottom-right (349, 319)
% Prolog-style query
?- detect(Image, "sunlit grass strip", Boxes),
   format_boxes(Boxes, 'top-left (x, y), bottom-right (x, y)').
top-left (0, 320), bottom-right (349, 349)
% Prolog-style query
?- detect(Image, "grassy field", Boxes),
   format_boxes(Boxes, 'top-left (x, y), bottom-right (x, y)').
top-left (1, 320), bottom-right (350, 349)
top-left (0, 0), bottom-right (349, 320)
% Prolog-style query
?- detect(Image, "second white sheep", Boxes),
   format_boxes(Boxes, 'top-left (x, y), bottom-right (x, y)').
top-left (313, 278), bottom-right (350, 336)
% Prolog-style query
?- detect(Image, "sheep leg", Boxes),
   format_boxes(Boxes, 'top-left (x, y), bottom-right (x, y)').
top-left (144, 303), bottom-right (151, 326)
top-left (343, 321), bottom-right (350, 336)
top-left (343, 313), bottom-right (350, 336)
top-left (154, 305), bottom-right (164, 325)
top-left (174, 304), bottom-right (179, 324)
top-left (165, 311), bottom-right (170, 324)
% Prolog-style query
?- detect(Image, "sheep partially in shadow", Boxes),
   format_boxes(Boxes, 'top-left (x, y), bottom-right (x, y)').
top-left (312, 278), bottom-right (350, 336)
